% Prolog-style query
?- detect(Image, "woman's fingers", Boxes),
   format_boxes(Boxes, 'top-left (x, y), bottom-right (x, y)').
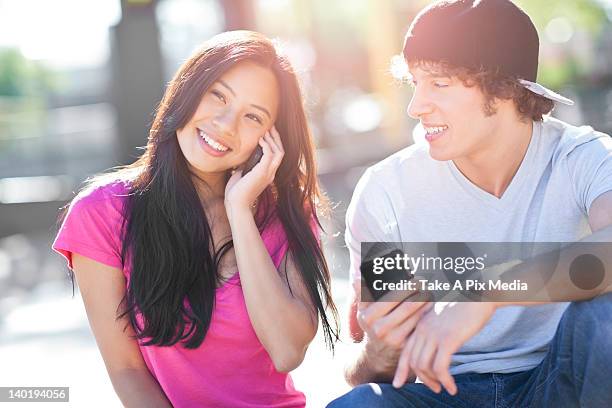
top-left (263, 131), bottom-right (283, 170)
top-left (257, 131), bottom-right (284, 173)
top-left (263, 132), bottom-right (277, 153)
top-left (266, 127), bottom-right (284, 169)
top-left (269, 126), bottom-right (285, 154)
top-left (257, 132), bottom-right (274, 168)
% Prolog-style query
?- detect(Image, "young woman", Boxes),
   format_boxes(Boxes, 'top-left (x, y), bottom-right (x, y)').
top-left (53, 30), bottom-right (338, 407)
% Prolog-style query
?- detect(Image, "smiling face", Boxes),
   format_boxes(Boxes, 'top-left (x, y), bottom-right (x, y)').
top-left (407, 64), bottom-right (503, 162)
top-left (176, 61), bottom-right (280, 183)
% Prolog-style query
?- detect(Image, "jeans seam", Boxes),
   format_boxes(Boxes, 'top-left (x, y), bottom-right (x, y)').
top-left (533, 367), bottom-right (560, 394)
top-left (493, 374), bottom-right (500, 408)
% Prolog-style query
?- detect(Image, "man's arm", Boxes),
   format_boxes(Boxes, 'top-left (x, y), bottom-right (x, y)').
top-left (487, 191), bottom-right (612, 303)
top-left (342, 168), bottom-right (427, 386)
top-left (588, 190), bottom-right (612, 232)
top-left (344, 291), bottom-right (395, 386)
top-left (343, 287), bottom-right (428, 386)
top-left (393, 192), bottom-right (612, 394)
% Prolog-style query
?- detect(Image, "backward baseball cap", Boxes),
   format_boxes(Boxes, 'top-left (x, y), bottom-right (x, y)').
top-left (403, 0), bottom-right (574, 105)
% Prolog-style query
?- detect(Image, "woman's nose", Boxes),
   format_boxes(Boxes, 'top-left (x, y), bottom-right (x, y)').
top-left (212, 109), bottom-right (237, 137)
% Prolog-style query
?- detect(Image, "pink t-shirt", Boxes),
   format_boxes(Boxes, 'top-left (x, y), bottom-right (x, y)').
top-left (53, 179), bottom-right (307, 408)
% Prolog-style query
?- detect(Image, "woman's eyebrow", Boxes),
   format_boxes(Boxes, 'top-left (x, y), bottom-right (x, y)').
top-left (251, 104), bottom-right (271, 120)
top-left (218, 79), bottom-right (236, 96)
top-left (218, 79), bottom-right (272, 120)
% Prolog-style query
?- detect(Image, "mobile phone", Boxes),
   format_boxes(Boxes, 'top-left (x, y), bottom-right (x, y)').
top-left (361, 248), bottom-right (414, 301)
top-left (241, 145), bottom-right (263, 174)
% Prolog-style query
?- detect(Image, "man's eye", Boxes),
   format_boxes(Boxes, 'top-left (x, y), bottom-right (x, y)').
top-left (434, 82), bottom-right (449, 88)
top-left (211, 90), bottom-right (226, 103)
top-left (246, 114), bottom-right (262, 124)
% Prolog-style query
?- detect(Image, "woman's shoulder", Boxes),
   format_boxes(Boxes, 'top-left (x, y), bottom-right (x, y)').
top-left (65, 174), bottom-right (135, 232)
top-left (73, 175), bottom-right (133, 211)
top-left (54, 174), bottom-right (135, 270)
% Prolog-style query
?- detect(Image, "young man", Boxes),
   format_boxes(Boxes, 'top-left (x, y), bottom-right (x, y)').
top-left (328, 0), bottom-right (612, 407)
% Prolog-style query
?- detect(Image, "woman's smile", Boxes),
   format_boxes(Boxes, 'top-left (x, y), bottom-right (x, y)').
top-left (196, 127), bottom-right (232, 157)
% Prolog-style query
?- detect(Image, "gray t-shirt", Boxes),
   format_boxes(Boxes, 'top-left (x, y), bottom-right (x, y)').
top-left (346, 117), bottom-right (612, 375)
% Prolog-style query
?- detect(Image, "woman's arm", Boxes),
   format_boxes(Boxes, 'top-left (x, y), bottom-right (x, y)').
top-left (72, 253), bottom-right (172, 407)
top-left (227, 208), bottom-right (318, 373)
top-left (224, 128), bottom-right (319, 372)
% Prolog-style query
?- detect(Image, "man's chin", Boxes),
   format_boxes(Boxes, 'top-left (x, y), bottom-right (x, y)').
top-left (428, 148), bottom-right (454, 162)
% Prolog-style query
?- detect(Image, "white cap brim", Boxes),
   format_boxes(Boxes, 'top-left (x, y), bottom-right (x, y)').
top-left (518, 79), bottom-right (574, 106)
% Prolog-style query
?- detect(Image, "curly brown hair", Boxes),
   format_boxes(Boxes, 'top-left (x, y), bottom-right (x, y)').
top-left (409, 60), bottom-right (554, 122)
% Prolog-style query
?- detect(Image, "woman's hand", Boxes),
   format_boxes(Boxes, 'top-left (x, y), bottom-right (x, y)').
top-left (224, 126), bottom-right (284, 217)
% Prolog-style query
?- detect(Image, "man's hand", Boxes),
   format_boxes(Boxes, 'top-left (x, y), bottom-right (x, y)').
top-left (357, 296), bottom-right (431, 380)
top-left (392, 302), bottom-right (497, 394)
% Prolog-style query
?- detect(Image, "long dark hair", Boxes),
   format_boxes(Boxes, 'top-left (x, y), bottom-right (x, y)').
top-left (67, 31), bottom-right (339, 350)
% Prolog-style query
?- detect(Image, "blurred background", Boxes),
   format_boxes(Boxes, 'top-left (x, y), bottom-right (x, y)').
top-left (1, 0), bottom-right (611, 406)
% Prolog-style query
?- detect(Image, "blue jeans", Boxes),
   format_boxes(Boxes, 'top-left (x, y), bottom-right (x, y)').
top-left (328, 294), bottom-right (612, 408)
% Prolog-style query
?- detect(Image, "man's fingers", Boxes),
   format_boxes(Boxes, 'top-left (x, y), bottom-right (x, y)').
top-left (356, 301), bottom-right (402, 331)
top-left (433, 345), bottom-right (457, 395)
top-left (371, 301), bottom-right (428, 338)
top-left (392, 335), bottom-right (415, 388)
top-left (409, 335), bottom-right (426, 374)
top-left (415, 340), bottom-right (441, 393)
top-left (415, 369), bottom-right (441, 394)
top-left (387, 305), bottom-right (428, 342)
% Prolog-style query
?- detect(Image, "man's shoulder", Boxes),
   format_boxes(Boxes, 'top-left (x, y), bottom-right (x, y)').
top-left (353, 142), bottom-right (442, 199)
top-left (542, 116), bottom-right (611, 159)
top-left (367, 142), bottom-right (437, 177)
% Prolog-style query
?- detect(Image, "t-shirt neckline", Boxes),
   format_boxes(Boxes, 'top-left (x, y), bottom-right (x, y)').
top-left (446, 121), bottom-right (540, 209)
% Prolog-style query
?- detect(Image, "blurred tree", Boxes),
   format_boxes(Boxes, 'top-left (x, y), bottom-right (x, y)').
top-left (515, 0), bottom-right (608, 88)
top-left (0, 48), bottom-right (55, 97)
top-left (515, 0), bottom-right (607, 36)
top-left (0, 49), bottom-right (24, 97)
top-left (0, 49), bottom-right (55, 151)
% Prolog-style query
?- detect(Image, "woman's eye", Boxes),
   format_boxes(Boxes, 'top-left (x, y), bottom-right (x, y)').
top-left (246, 114), bottom-right (263, 124)
top-left (211, 90), bottom-right (226, 103)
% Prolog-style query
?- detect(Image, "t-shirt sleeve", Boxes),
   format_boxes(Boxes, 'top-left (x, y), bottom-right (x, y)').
top-left (565, 132), bottom-right (612, 215)
top-left (345, 168), bottom-right (401, 291)
top-left (52, 185), bottom-right (125, 270)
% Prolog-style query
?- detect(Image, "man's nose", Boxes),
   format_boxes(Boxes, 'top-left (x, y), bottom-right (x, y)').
top-left (407, 87), bottom-right (434, 120)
